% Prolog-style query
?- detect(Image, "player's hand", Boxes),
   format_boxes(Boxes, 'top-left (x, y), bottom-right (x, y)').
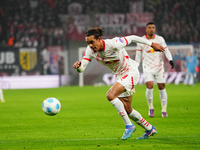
top-left (73, 61), bottom-right (81, 69)
top-left (151, 42), bottom-right (165, 52)
top-left (169, 60), bottom-right (174, 69)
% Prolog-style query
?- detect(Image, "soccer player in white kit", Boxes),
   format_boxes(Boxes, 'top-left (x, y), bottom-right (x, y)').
top-left (73, 27), bottom-right (165, 140)
top-left (135, 22), bottom-right (174, 118)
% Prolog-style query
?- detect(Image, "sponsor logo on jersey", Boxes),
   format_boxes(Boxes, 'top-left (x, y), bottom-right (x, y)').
top-left (119, 38), bottom-right (124, 43)
top-left (147, 48), bottom-right (155, 53)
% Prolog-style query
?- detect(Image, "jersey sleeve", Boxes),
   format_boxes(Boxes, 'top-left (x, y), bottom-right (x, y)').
top-left (160, 36), bottom-right (168, 48)
top-left (82, 46), bottom-right (93, 62)
top-left (160, 37), bottom-right (173, 61)
top-left (136, 43), bottom-right (142, 51)
top-left (135, 43), bottom-right (142, 64)
top-left (111, 37), bottom-right (129, 50)
top-left (112, 35), bottom-right (152, 50)
top-left (77, 46), bottom-right (93, 73)
top-left (125, 35), bottom-right (152, 46)
top-left (77, 59), bottom-right (90, 73)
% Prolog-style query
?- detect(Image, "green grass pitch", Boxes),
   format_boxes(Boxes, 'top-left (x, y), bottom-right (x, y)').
top-left (0, 84), bottom-right (200, 149)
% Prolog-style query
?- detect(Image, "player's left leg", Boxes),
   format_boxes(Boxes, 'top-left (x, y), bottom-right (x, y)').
top-left (146, 81), bottom-right (154, 117)
top-left (193, 72), bottom-right (197, 85)
top-left (191, 71), bottom-right (196, 85)
top-left (119, 97), bottom-right (157, 139)
top-left (119, 68), bottom-right (157, 139)
top-left (187, 73), bottom-right (194, 85)
top-left (156, 71), bottom-right (168, 117)
top-left (157, 83), bottom-right (168, 117)
top-left (120, 96), bottom-right (152, 130)
top-left (144, 72), bottom-right (155, 117)
top-left (187, 73), bottom-right (191, 85)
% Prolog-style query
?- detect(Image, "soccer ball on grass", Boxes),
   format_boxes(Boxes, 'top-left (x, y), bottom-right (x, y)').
top-left (42, 97), bottom-right (61, 116)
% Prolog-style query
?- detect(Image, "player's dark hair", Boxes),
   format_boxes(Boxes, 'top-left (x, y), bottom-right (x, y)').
top-left (85, 27), bottom-right (104, 39)
top-left (146, 22), bottom-right (155, 27)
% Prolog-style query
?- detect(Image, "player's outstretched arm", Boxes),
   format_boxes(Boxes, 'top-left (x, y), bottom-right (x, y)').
top-left (159, 44), bottom-right (174, 69)
top-left (73, 59), bottom-right (89, 73)
top-left (125, 35), bottom-right (165, 52)
top-left (73, 61), bottom-right (82, 73)
top-left (163, 48), bottom-right (174, 69)
top-left (73, 61), bottom-right (81, 69)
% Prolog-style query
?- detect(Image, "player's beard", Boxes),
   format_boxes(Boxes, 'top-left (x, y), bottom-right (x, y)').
top-left (91, 46), bottom-right (98, 52)
top-left (149, 32), bottom-right (154, 37)
top-left (149, 30), bottom-right (155, 37)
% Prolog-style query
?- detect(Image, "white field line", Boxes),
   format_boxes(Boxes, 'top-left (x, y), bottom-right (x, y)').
top-left (0, 136), bottom-right (199, 144)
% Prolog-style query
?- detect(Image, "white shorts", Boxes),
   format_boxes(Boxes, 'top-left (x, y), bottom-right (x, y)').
top-left (144, 69), bottom-right (166, 83)
top-left (116, 68), bottom-right (140, 97)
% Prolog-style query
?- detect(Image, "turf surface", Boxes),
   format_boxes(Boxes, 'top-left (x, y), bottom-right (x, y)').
top-left (0, 84), bottom-right (200, 149)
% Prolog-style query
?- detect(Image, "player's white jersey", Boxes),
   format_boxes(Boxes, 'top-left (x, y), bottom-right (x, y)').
top-left (83, 37), bottom-right (138, 75)
top-left (136, 34), bottom-right (171, 73)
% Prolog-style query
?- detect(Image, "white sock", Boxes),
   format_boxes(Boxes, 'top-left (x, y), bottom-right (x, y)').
top-left (146, 88), bottom-right (153, 109)
top-left (159, 89), bottom-right (167, 112)
top-left (0, 88), bottom-right (5, 103)
top-left (110, 98), bottom-right (132, 126)
top-left (129, 109), bottom-right (152, 130)
top-left (190, 74), bottom-right (194, 85)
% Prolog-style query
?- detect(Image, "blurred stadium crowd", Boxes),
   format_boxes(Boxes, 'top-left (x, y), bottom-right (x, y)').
top-left (0, 0), bottom-right (199, 48)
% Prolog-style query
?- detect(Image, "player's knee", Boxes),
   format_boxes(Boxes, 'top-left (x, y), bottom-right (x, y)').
top-left (106, 92), bottom-right (116, 101)
top-left (158, 84), bottom-right (165, 90)
top-left (146, 85), bottom-right (153, 89)
top-left (146, 81), bottom-right (153, 89)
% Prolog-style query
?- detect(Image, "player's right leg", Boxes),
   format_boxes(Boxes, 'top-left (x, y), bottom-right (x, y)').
top-left (118, 96), bottom-right (136, 140)
top-left (112, 68), bottom-right (140, 140)
top-left (107, 82), bottom-right (135, 140)
top-left (146, 81), bottom-right (154, 117)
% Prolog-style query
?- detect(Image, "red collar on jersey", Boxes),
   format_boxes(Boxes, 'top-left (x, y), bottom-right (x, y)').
top-left (102, 40), bottom-right (105, 51)
top-left (145, 34), bottom-right (155, 39)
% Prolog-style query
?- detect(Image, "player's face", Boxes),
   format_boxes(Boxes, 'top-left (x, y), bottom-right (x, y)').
top-left (189, 51), bottom-right (193, 56)
top-left (85, 35), bottom-right (101, 52)
top-left (146, 24), bottom-right (155, 36)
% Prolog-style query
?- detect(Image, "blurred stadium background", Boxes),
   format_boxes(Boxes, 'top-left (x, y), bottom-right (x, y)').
top-left (0, 0), bottom-right (200, 89)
